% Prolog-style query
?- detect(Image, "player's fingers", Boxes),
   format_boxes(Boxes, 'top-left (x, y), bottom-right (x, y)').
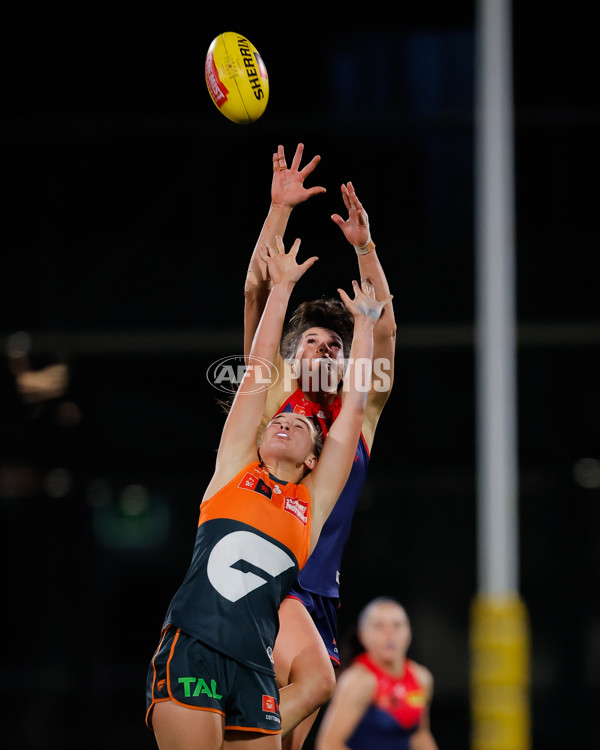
top-left (273, 145), bottom-right (287, 171)
top-left (289, 237), bottom-right (302, 257)
top-left (263, 239), bottom-right (272, 254)
top-left (361, 278), bottom-right (376, 298)
top-left (274, 235), bottom-right (286, 254)
top-left (347, 182), bottom-right (364, 211)
top-left (337, 287), bottom-right (351, 307)
top-left (290, 143), bottom-right (304, 171)
top-left (300, 154), bottom-right (321, 176)
top-left (340, 184), bottom-right (351, 211)
top-left (299, 256), bottom-right (319, 273)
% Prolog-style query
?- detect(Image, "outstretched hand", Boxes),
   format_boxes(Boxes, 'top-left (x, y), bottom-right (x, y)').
top-left (271, 143), bottom-right (327, 209)
top-left (331, 182), bottom-right (371, 249)
top-left (259, 235), bottom-right (319, 288)
top-left (338, 279), bottom-right (392, 324)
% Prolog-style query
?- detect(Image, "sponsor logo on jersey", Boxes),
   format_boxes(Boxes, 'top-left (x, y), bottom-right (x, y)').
top-left (178, 677), bottom-right (223, 699)
top-left (239, 472), bottom-right (258, 490)
top-left (254, 478), bottom-right (273, 499)
top-left (262, 694), bottom-right (279, 713)
top-left (405, 690), bottom-right (427, 708)
top-left (284, 497), bottom-right (308, 525)
top-left (238, 473), bottom-right (272, 499)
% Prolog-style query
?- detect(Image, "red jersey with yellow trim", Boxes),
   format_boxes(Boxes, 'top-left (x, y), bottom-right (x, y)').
top-left (276, 387), bottom-right (369, 597)
top-left (347, 654), bottom-right (427, 750)
top-left (163, 461), bottom-right (311, 676)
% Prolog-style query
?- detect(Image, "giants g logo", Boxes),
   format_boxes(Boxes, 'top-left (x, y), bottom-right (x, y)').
top-left (207, 531), bottom-right (295, 603)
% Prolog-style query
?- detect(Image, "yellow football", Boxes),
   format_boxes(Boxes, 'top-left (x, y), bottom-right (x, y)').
top-left (205, 32), bottom-right (269, 124)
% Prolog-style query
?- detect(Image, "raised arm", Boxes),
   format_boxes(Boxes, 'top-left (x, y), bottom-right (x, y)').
top-left (244, 143), bottom-right (326, 356)
top-left (203, 236), bottom-right (318, 501)
top-left (331, 182), bottom-right (397, 448)
top-left (303, 280), bottom-right (390, 553)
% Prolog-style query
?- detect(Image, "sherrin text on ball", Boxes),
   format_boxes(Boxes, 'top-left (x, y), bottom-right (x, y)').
top-left (205, 32), bottom-right (269, 124)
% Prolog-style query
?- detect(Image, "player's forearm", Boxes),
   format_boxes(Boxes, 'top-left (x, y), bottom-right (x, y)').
top-left (355, 244), bottom-right (397, 341)
top-left (244, 287), bottom-right (270, 356)
top-left (410, 729), bottom-right (439, 750)
top-left (343, 317), bottom-right (376, 414)
top-left (244, 204), bottom-right (294, 354)
top-left (249, 282), bottom-right (294, 364)
top-left (245, 203), bottom-right (293, 291)
top-left (315, 715), bottom-right (357, 750)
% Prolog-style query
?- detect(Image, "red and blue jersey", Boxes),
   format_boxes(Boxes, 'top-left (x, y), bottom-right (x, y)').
top-left (348, 654), bottom-right (427, 750)
top-left (275, 387), bottom-right (369, 598)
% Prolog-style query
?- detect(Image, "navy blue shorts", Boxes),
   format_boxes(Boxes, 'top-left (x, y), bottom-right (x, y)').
top-left (286, 581), bottom-right (340, 665)
top-left (146, 626), bottom-right (282, 735)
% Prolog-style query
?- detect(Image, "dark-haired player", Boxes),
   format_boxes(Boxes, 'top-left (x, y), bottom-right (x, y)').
top-left (146, 236), bottom-right (387, 750)
top-left (244, 143), bottom-right (397, 749)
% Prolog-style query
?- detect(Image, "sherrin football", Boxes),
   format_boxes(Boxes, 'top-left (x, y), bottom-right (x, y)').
top-left (205, 32), bottom-right (269, 124)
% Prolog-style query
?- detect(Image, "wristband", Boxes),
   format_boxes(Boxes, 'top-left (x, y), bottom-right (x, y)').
top-left (355, 239), bottom-right (376, 256)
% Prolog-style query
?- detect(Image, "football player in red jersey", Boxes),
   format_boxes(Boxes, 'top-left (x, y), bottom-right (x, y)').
top-left (316, 598), bottom-right (439, 750)
top-left (146, 235), bottom-right (388, 750)
top-left (244, 143), bottom-right (396, 750)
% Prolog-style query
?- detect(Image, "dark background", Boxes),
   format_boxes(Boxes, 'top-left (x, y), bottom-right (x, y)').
top-left (2, 2), bottom-right (599, 748)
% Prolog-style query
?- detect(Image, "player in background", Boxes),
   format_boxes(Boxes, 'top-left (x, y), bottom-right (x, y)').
top-left (316, 598), bottom-right (438, 750)
top-left (243, 144), bottom-right (397, 749)
top-left (146, 236), bottom-right (388, 750)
